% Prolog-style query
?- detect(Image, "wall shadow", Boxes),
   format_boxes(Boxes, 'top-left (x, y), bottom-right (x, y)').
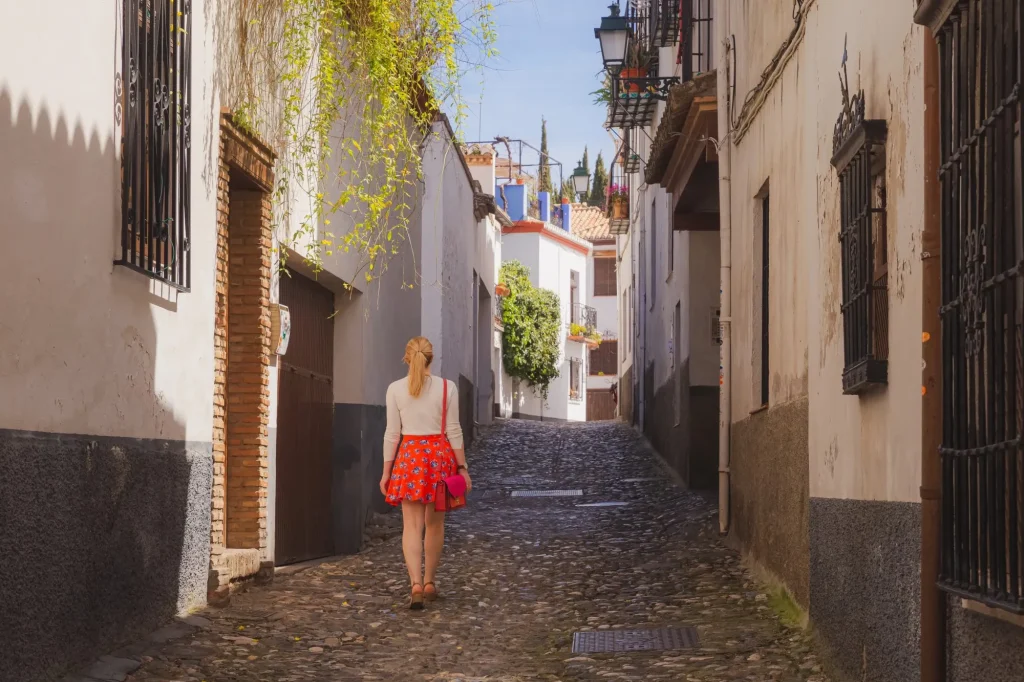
top-left (0, 89), bottom-right (209, 681)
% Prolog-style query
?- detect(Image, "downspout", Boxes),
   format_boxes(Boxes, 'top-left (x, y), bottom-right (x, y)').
top-left (716, 1), bottom-right (733, 535)
top-left (919, 23), bottom-right (945, 682)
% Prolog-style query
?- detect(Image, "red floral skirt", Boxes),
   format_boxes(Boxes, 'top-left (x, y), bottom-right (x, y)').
top-left (385, 434), bottom-right (457, 506)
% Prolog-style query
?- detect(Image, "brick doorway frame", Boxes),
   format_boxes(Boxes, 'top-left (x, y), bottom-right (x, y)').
top-left (209, 112), bottom-right (276, 602)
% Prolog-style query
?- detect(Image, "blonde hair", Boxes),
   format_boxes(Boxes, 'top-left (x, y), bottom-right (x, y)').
top-left (403, 336), bottom-right (434, 397)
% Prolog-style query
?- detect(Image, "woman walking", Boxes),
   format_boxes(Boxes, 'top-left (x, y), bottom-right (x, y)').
top-left (380, 337), bottom-right (472, 609)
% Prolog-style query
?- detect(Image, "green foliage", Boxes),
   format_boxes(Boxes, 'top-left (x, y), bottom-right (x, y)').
top-left (499, 261), bottom-right (561, 398)
top-left (556, 178), bottom-right (576, 204)
top-left (538, 117), bottom-right (552, 194)
top-left (588, 152), bottom-right (608, 207)
top-left (235, 0), bottom-right (498, 283)
top-left (591, 70), bottom-right (611, 105)
top-left (582, 146), bottom-right (590, 176)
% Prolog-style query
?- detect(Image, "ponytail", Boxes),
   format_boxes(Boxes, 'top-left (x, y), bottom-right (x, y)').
top-left (403, 336), bottom-right (434, 397)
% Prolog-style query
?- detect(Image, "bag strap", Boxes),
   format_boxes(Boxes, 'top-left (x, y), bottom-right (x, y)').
top-left (441, 377), bottom-right (448, 437)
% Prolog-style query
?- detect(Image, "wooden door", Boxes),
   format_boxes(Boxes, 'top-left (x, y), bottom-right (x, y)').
top-left (587, 389), bottom-right (616, 421)
top-left (275, 270), bottom-right (335, 565)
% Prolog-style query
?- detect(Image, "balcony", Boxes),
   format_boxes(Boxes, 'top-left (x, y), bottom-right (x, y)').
top-left (606, 73), bottom-right (678, 129)
top-left (568, 303), bottom-right (600, 348)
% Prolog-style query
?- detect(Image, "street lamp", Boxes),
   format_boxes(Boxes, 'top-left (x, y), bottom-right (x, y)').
top-left (595, 3), bottom-right (629, 71)
top-left (571, 161), bottom-right (590, 199)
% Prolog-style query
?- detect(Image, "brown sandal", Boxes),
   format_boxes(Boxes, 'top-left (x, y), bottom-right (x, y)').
top-left (410, 583), bottom-right (425, 610)
top-left (423, 582), bottom-right (438, 602)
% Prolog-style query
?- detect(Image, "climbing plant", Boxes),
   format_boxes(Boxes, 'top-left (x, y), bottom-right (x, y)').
top-left (499, 261), bottom-right (561, 398)
top-left (233, 0), bottom-right (498, 283)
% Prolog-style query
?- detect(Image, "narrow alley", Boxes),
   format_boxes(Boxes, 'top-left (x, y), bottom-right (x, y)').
top-left (109, 421), bottom-right (825, 682)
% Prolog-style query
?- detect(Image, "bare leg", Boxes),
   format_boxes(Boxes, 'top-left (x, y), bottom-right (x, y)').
top-left (401, 501), bottom-right (426, 587)
top-left (423, 503), bottom-right (446, 587)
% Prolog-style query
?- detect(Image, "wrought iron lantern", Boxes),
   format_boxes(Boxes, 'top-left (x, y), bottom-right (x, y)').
top-left (571, 161), bottom-right (591, 198)
top-left (595, 3), bottom-right (629, 71)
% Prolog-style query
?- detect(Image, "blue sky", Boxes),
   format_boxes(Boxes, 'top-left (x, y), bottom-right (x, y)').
top-left (455, 0), bottom-right (617, 189)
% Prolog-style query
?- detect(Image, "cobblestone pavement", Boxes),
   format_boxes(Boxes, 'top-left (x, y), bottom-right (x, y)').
top-left (114, 420), bottom-right (827, 681)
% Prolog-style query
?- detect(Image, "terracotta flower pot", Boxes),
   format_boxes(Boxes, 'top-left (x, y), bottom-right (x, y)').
top-left (608, 195), bottom-right (629, 220)
top-left (620, 67), bottom-right (648, 94)
top-left (495, 283), bottom-right (510, 297)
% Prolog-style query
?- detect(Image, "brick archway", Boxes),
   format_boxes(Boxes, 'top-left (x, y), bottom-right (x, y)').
top-left (209, 112), bottom-right (276, 602)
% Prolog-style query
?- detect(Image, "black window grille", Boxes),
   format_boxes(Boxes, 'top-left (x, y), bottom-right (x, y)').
top-left (117, 0), bottom-right (193, 291)
top-left (680, 0), bottom-right (713, 82)
top-left (937, 0), bottom-right (1024, 615)
top-left (831, 79), bottom-right (889, 395)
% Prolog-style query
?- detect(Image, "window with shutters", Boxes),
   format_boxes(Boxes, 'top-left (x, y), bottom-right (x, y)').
top-left (590, 340), bottom-right (618, 376)
top-left (594, 256), bottom-right (616, 296)
top-left (117, 0), bottom-right (193, 291)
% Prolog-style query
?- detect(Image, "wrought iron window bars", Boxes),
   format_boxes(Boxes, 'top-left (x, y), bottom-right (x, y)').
top-left (116, 0), bottom-right (193, 291)
top-left (680, 0), bottom-right (714, 81)
top-left (830, 50), bottom-right (889, 395)
top-left (936, 0), bottom-right (1024, 615)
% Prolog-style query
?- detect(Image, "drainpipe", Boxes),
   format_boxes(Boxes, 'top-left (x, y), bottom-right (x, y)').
top-left (716, 1), bottom-right (733, 535)
top-left (920, 24), bottom-right (945, 682)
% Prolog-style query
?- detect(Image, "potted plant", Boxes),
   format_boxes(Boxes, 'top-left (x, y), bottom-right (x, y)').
top-left (620, 40), bottom-right (652, 94)
top-left (495, 282), bottom-right (510, 297)
top-left (568, 323), bottom-right (587, 343)
top-left (607, 184), bottom-right (629, 220)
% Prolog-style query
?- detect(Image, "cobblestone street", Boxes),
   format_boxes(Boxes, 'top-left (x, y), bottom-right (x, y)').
top-left (111, 420), bottom-right (827, 682)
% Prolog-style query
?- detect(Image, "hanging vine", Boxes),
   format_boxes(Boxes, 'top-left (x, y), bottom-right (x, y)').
top-left (499, 261), bottom-right (562, 398)
top-left (232, 0), bottom-right (498, 282)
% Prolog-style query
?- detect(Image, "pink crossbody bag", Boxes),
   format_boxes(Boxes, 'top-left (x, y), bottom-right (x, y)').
top-left (434, 378), bottom-right (467, 512)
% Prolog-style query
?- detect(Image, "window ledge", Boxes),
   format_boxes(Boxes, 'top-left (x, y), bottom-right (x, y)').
top-left (842, 359), bottom-right (888, 395)
top-left (961, 598), bottom-right (1024, 629)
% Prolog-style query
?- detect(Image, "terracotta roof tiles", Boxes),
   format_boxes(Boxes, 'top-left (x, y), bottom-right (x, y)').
top-left (569, 203), bottom-right (612, 242)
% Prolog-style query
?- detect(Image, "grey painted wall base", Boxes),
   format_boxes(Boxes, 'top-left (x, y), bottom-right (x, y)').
top-left (331, 403), bottom-right (388, 555)
top-left (809, 498), bottom-right (920, 682)
top-left (947, 594), bottom-right (1024, 682)
top-left (0, 428), bottom-right (212, 682)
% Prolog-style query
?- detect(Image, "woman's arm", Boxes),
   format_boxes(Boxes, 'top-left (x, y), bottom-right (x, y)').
top-left (445, 382), bottom-right (471, 491)
top-left (380, 385), bottom-right (401, 495)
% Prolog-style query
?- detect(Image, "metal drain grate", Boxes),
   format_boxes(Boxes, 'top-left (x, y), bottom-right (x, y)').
top-left (577, 501), bottom-right (630, 507)
top-left (510, 489), bottom-right (583, 498)
top-left (571, 627), bottom-right (700, 653)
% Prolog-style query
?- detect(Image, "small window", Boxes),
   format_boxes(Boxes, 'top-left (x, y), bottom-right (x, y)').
top-left (830, 76), bottom-right (889, 394)
top-left (116, 0), bottom-right (193, 291)
top-left (594, 257), bottom-right (617, 296)
top-left (569, 358), bottom-right (583, 402)
top-left (753, 186), bottom-right (770, 408)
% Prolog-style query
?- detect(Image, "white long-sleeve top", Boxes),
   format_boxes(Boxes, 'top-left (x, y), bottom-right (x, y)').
top-left (383, 375), bottom-right (464, 460)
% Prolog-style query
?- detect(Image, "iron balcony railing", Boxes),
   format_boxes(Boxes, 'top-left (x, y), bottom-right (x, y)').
top-left (570, 303), bottom-right (598, 333)
top-left (606, 74), bottom-right (678, 129)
